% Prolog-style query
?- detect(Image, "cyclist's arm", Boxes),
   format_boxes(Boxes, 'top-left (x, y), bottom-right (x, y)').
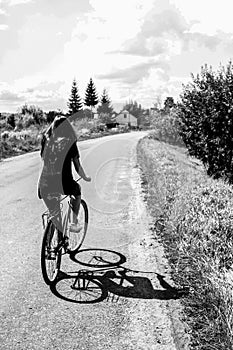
top-left (73, 155), bottom-right (91, 182)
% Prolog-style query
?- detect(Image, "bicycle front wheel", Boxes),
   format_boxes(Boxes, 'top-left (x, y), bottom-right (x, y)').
top-left (50, 275), bottom-right (107, 304)
top-left (66, 199), bottom-right (88, 254)
top-left (41, 220), bottom-right (62, 285)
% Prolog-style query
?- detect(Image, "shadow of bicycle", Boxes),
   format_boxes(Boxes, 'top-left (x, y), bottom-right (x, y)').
top-left (50, 248), bottom-right (189, 304)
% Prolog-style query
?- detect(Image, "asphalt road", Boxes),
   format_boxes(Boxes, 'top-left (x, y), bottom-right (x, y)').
top-left (0, 132), bottom-right (189, 350)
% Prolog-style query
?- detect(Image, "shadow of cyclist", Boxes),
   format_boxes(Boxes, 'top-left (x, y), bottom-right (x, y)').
top-left (51, 268), bottom-right (189, 303)
top-left (100, 270), bottom-right (188, 300)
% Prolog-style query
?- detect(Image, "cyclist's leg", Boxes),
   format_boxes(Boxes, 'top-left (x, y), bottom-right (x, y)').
top-left (70, 182), bottom-right (81, 225)
top-left (43, 193), bottom-right (62, 233)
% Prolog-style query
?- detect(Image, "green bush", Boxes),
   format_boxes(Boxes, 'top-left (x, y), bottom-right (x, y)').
top-left (150, 109), bottom-right (184, 147)
top-left (179, 61), bottom-right (233, 182)
top-left (6, 114), bottom-right (15, 129)
top-left (20, 104), bottom-right (45, 125)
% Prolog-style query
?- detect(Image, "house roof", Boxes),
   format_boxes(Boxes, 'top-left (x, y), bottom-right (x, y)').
top-left (120, 109), bottom-right (130, 114)
top-left (117, 110), bottom-right (136, 117)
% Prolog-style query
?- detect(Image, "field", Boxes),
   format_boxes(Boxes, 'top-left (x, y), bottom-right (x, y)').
top-left (137, 136), bottom-right (233, 349)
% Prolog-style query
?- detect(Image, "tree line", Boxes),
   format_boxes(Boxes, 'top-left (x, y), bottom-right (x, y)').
top-left (67, 78), bottom-right (114, 118)
top-left (2, 75), bottom-right (177, 132)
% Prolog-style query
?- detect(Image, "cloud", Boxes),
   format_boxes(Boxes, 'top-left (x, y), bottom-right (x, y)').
top-left (182, 31), bottom-right (223, 53)
top-left (0, 79), bottom-right (66, 112)
top-left (34, 80), bottom-right (64, 91)
top-left (0, 24), bottom-right (8, 30)
top-left (97, 60), bottom-right (167, 84)
top-left (118, 2), bottom-right (188, 57)
top-left (118, 0), bottom-right (223, 58)
top-left (21, 80), bottom-right (65, 106)
top-left (7, 0), bottom-right (33, 5)
top-left (142, 8), bottom-right (188, 38)
top-left (114, 36), bottom-right (167, 57)
top-left (0, 90), bottom-right (23, 102)
top-left (0, 13), bottom-right (76, 78)
top-left (32, 0), bottom-right (93, 18)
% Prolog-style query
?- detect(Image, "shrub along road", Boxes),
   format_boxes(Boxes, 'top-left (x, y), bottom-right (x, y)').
top-left (0, 132), bottom-right (189, 349)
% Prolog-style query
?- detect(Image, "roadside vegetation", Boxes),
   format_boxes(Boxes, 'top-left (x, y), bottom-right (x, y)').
top-left (137, 138), bottom-right (233, 349)
top-left (137, 61), bottom-right (233, 349)
top-left (0, 113), bottom-right (129, 160)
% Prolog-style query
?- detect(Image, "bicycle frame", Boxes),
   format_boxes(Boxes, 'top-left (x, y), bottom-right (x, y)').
top-left (41, 195), bottom-right (72, 255)
top-left (41, 177), bottom-right (82, 231)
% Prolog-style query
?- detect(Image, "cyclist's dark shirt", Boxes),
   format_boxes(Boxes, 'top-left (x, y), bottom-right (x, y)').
top-left (62, 141), bottom-right (80, 193)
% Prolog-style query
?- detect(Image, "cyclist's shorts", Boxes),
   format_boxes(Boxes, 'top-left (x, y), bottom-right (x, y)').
top-left (38, 173), bottom-right (81, 199)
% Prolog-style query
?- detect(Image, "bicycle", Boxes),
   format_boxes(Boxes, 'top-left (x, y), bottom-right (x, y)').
top-left (41, 178), bottom-right (88, 285)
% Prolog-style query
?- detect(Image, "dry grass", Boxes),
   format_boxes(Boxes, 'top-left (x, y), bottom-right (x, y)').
top-left (137, 137), bottom-right (233, 349)
top-left (0, 126), bottom-right (41, 159)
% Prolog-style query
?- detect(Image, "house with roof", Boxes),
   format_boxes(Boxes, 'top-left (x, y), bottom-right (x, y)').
top-left (115, 110), bottom-right (137, 128)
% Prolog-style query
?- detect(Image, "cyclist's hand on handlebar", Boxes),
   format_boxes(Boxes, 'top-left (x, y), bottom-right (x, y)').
top-left (83, 176), bottom-right (91, 182)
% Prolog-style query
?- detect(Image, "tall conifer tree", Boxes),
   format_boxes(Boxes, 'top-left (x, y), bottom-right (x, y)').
top-left (99, 89), bottom-right (113, 112)
top-left (84, 78), bottom-right (98, 116)
top-left (67, 79), bottom-right (82, 115)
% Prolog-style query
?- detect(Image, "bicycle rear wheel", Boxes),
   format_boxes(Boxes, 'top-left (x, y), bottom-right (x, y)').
top-left (70, 248), bottom-right (126, 268)
top-left (41, 220), bottom-right (62, 285)
top-left (66, 199), bottom-right (88, 253)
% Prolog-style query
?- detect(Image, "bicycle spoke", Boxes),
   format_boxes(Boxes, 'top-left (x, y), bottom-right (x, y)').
top-left (66, 200), bottom-right (88, 253)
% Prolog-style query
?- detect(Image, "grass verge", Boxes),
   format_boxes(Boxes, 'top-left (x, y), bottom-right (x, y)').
top-left (137, 136), bottom-right (233, 349)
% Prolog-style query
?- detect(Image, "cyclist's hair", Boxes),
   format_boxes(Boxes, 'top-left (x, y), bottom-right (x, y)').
top-left (40, 116), bottom-right (76, 157)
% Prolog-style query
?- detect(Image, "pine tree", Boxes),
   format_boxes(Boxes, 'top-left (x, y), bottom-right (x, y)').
top-left (100, 88), bottom-right (110, 105)
top-left (84, 78), bottom-right (98, 115)
top-left (97, 89), bottom-right (114, 115)
top-left (67, 79), bottom-right (82, 115)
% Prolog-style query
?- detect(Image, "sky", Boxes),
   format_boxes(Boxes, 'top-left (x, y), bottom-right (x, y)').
top-left (0, 0), bottom-right (233, 113)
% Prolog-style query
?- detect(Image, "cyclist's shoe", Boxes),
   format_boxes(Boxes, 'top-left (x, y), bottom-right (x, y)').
top-left (69, 223), bottom-right (82, 234)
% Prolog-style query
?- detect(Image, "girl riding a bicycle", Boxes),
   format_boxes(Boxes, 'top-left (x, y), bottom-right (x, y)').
top-left (38, 115), bottom-right (91, 234)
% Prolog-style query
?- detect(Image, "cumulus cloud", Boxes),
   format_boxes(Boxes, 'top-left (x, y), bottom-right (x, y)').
top-left (97, 60), bottom-right (169, 84)
top-left (116, 36), bottom-right (166, 57)
top-left (34, 80), bottom-right (64, 91)
top-left (0, 24), bottom-right (8, 30)
top-left (0, 90), bottom-right (24, 102)
top-left (20, 80), bottom-right (66, 109)
top-left (0, 79), bottom-right (67, 112)
top-left (118, 0), bottom-right (223, 58)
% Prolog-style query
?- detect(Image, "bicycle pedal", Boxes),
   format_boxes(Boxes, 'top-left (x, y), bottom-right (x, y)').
top-left (46, 253), bottom-right (56, 260)
top-left (47, 255), bottom-right (56, 260)
top-left (46, 248), bottom-right (57, 260)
